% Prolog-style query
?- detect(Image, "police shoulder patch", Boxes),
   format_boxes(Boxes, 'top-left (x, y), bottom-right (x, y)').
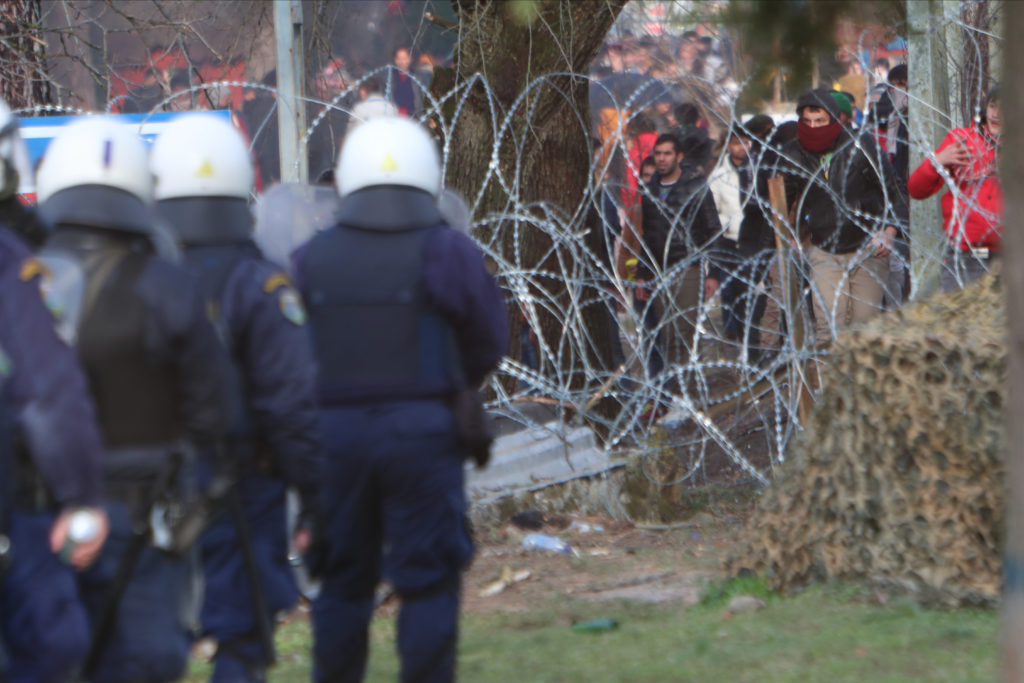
top-left (278, 287), bottom-right (306, 326)
top-left (18, 257), bottom-right (48, 283)
top-left (20, 258), bottom-right (64, 320)
top-left (263, 272), bottom-right (291, 294)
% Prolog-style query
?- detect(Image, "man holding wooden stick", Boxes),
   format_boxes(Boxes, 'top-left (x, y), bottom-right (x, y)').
top-left (779, 88), bottom-right (907, 347)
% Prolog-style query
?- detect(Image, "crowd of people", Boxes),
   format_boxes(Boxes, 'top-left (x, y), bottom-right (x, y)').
top-left (117, 44), bottom-right (437, 191)
top-left (0, 22), bottom-right (1006, 683)
top-left (239, 46), bottom-right (432, 190)
top-left (586, 35), bottom-right (1002, 408)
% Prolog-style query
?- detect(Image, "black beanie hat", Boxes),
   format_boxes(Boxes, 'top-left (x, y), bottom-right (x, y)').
top-left (888, 64), bottom-right (908, 83)
top-left (743, 113), bottom-right (775, 140)
top-left (796, 87), bottom-right (842, 121)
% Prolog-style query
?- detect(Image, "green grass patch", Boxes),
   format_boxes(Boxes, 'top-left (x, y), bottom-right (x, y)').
top-left (186, 586), bottom-right (998, 682)
top-left (700, 573), bottom-right (775, 608)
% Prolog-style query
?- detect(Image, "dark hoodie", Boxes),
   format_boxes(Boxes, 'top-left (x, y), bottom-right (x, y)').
top-left (780, 88), bottom-right (907, 254)
top-left (640, 161), bottom-right (727, 278)
top-left (797, 87), bottom-right (843, 121)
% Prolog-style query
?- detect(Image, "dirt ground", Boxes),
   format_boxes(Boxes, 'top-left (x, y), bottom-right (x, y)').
top-left (453, 363), bottom-right (770, 616)
top-left (455, 498), bottom-right (753, 617)
top-left (299, 360), bottom-right (775, 623)
top-left (268, 503), bottom-right (751, 648)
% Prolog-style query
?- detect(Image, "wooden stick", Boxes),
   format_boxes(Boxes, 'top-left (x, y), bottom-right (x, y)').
top-left (767, 176), bottom-right (815, 423)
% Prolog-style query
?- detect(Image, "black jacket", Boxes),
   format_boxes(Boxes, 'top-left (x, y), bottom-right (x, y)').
top-left (640, 162), bottom-right (726, 279)
top-left (780, 129), bottom-right (907, 254)
top-left (737, 141), bottom-right (791, 258)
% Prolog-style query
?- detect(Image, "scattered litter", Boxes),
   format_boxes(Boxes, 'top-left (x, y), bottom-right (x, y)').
top-left (587, 548), bottom-right (612, 557)
top-left (479, 565), bottom-right (532, 597)
top-left (572, 617), bottom-right (619, 632)
top-left (478, 581), bottom-right (505, 598)
top-left (522, 532), bottom-right (572, 554)
top-left (570, 520), bottom-right (604, 533)
top-left (573, 520), bottom-right (602, 536)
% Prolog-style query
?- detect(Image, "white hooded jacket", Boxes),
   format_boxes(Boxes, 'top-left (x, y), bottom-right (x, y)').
top-left (708, 156), bottom-right (748, 242)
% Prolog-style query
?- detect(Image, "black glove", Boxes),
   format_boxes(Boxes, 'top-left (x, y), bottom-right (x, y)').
top-left (451, 388), bottom-right (494, 469)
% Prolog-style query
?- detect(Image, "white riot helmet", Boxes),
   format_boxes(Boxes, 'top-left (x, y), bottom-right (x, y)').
top-left (335, 116), bottom-right (440, 198)
top-left (0, 99), bottom-right (31, 200)
top-left (36, 117), bottom-right (155, 236)
top-left (36, 116), bottom-right (152, 204)
top-left (150, 114), bottom-right (254, 200)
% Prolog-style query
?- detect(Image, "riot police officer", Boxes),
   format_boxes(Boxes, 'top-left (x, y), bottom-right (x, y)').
top-left (296, 116), bottom-right (508, 682)
top-left (35, 117), bottom-right (230, 682)
top-left (0, 102), bottom-right (109, 682)
top-left (150, 113), bottom-right (322, 682)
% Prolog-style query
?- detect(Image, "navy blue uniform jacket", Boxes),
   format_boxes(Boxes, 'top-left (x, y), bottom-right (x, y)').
top-left (0, 228), bottom-right (104, 506)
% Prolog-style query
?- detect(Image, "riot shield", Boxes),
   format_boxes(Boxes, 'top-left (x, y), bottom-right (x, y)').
top-left (35, 251), bottom-right (85, 346)
top-left (253, 183), bottom-right (340, 275)
top-left (438, 188), bottom-right (472, 234)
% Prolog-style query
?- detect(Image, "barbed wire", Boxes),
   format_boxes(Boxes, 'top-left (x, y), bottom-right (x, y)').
top-left (4, 0), bottom-right (1005, 498)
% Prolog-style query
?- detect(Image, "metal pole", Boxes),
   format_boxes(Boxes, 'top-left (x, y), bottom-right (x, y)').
top-left (906, 0), bottom-right (951, 301)
top-left (989, 1), bottom-right (1003, 84)
top-left (273, 0), bottom-right (307, 184)
top-left (944, 0), bottom-right (965, 128)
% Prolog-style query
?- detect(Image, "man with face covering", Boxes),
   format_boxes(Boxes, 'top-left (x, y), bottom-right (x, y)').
top-left (780, 87), bottom-right (907, 347)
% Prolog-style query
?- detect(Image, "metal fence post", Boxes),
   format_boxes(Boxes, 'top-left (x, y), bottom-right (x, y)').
top-left (906, 0), bottom-right (951, 300)
top-left (274, 0), bottom-right (307, 184)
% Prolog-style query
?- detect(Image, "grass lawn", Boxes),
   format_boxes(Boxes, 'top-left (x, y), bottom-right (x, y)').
top-left (187, 583), bottom-right (998, 682)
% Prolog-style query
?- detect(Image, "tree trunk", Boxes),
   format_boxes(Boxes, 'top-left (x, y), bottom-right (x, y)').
top-left (1002, 1), bottom-right (1024, 678)
top-left (434, 1), bottom-right (626, 427)
top-left (0, 0), bottom-right (53, 109)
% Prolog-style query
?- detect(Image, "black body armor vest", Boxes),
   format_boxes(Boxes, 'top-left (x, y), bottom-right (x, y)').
top-left (302, 222), bottom-right (462, 404)
top-left (75, 248), bottom-right (184, 448)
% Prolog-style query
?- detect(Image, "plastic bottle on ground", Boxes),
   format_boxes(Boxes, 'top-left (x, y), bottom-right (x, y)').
top-left (522, 532), bottom-right (572, 554)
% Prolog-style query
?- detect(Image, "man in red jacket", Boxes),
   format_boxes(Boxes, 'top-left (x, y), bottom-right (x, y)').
top-left (908, 86), bottom-right (1001, 292)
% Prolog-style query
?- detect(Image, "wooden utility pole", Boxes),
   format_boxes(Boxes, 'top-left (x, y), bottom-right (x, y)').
top-left (906, 0), bottom-right (950, 301)
top-left (1002, 3), bottom-right (1024, 679)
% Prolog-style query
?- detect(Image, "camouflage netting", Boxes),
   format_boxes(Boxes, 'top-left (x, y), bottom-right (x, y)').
top-left (728, 269), bottom-right (1006, 607)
